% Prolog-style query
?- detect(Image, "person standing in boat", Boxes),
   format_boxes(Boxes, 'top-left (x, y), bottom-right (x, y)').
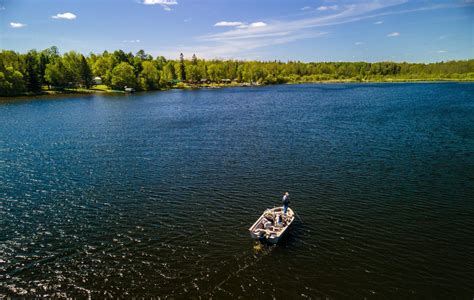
top-left (282, 192), bottom-right (290, 214)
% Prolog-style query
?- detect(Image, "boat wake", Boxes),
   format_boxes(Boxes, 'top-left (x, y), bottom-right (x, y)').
top-left (207, 243), bottom-right (276, 296)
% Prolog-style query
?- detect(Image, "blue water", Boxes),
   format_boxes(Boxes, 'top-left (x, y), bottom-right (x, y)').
top-left (1, 83), bottom-right (473, 298)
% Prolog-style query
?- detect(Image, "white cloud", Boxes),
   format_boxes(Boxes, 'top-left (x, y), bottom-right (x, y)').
top-left (387, 32), bottom-right (400, 37)
top-left (196, 2), bottom-right (406, 58)
top-left (215, 21), bottom-right (267, 29)
top-left (355, 42), bottom-right (365, 45)
top-left (143, 0), bottom-right (177, 4)
top-left (240, 22), bottom-right (267, 29)
top-left (250, 22), bottom-right (267, 28)
top-left (374, 20), bottom-right (383, 24)
top-left (202, 2), bottom-right (395, 43)
top-left (175, 1), bottom-right (458, 59)
top-left (317, 5), bottom-right (338, 11)
top-left (301, 6), bottom-right (312, 11)
top-left (215, 21), bottom-right (244, 27)
top-left (142, 0), bottom-right (177, 11)
top-left (436, 50), bottom-right (447, 53)
top-left (52, 12), bottom-right (77, 20)
top-left (123, 39), bottom-right (141, 43)
top-left (10, 22), bottom-right (26, 28)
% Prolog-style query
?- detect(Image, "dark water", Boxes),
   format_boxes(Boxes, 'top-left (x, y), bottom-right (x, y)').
top-left (1, 83), bottom-right (473, 298)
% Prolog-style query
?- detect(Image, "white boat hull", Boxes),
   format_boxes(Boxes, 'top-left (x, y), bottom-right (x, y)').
top-left (249, 207), bottom-right (295, 244)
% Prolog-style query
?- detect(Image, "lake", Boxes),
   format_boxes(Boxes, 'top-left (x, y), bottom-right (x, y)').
top-left (1, 83), bottom-right (473, 298)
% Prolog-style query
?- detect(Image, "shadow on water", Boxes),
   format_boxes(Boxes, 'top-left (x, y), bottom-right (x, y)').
top-left (275, 218), bottom-right (305, 248)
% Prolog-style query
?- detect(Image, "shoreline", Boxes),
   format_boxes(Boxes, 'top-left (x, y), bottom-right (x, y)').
top-left (1, 79), bottom-right (473, 101)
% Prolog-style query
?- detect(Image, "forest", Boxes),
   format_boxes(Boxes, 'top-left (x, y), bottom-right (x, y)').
top-left (1, 46), bottom-right (473, 96)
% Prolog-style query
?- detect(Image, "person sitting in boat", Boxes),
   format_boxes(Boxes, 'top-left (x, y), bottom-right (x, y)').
top-left (282, 192), bottom-right (290, 214)
top-left (276, 214), bottom-right (283, 226)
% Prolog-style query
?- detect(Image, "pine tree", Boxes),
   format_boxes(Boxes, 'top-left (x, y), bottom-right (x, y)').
top-left (179, 53), bottom-right (186, 81)
top-left (25, 52), bottom-right (41, 92)
top-left (80, 55), bottom-right (93, 88)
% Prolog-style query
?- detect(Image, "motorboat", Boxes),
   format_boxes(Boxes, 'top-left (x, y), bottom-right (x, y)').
top-left (249, 206), bottom-right (295, 244)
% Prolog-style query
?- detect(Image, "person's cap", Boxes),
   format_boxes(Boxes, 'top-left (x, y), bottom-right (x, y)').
top-left (285, 192), bottom-right (289, 195)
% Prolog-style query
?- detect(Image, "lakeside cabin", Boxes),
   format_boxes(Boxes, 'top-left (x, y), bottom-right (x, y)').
top-left (93, 76), bottom-right (102, 85)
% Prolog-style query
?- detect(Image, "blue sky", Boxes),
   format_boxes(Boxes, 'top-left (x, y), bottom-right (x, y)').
top-left (0, 0), bottom-right (473, 62)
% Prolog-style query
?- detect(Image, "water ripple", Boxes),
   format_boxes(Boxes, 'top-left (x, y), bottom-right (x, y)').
top-left (1, 83), bottom-right (473, 298)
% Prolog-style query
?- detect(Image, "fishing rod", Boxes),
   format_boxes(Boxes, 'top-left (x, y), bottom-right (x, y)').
top-left (293, 207), bottom-right (303, 223)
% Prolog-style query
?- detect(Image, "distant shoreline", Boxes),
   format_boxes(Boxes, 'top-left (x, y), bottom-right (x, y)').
top-left (3, 47), bottom-right (472, 98)
top-left (1, 79), bottom-right (473, 101)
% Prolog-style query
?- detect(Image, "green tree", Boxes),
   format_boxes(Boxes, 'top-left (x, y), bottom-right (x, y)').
top-left (25, 51), bottom-right (42, 92)
top-left (161, 61), bottom-right (177, 83)
top-left (92, 55), bottom-right (115, 85)
top-left (45, 60), bottom-right (68, 88)
top-left (139, 61), bottom-right (160, 90)
top-left (0, 67), bottom-right (26, 96)
top-left (154, 56), bottom-right (167, 70)
top-left (136, 49), bottom-right (152, 61)
top-left (44, 46), bottom-right (60, 59)
top-left (186, 65), bottom-right (201, 82)
top-left (37, 46), bottom-right (60, 85)
top-left (80, 55), bottom-right (93, 88)
top-left (113, 50), bottom-right (129, 64)
top-left (207, 63), bottom-right (223, 82)
top-left (38, 52), bottom-right (50, 85)
top-left (179, 53), bottom-right (186, 81)
top-left (2, 46), bottom-right (474, 96)
top-left (62, 51), bottom-right (83, 87)
top-left (132, 56), bottom-right (143, 77)
top-left (111, 62), bottom-right (136, 89)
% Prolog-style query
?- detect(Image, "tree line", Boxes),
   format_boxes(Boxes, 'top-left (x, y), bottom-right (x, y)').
top-left (1, 46), bottom-right (473, 96)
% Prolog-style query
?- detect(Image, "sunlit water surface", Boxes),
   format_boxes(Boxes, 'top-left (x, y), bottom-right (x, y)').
top-left (1, 83), bottom-right (473, 298)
